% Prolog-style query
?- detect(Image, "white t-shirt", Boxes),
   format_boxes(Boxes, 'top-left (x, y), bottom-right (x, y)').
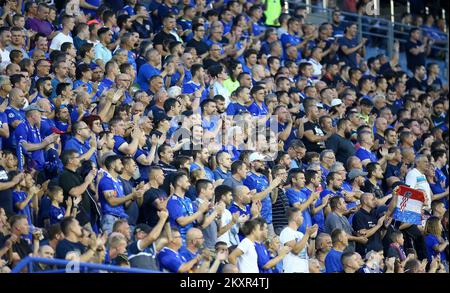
top-left (236, 238), bottom-right (259, 273)
top-left (405, 168), bottom-right (432, 209)
top-left (50, 32), bottom-right (74, 51)
top-left (0, 47), bottom-right (11, 70)
top-left (279, 226), bottom-right (309, 273)
top-left (217, 209), bottom-right (232, 246)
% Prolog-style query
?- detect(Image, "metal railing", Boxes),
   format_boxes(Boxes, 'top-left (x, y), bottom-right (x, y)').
top-left (287, 1), bottom-right (449, 79)
top-left (11, 256), bottom-right (162, 273)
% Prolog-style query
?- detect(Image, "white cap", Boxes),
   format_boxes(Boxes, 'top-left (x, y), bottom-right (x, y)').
top-left (249, 152), bottom-right (266, 162)
top-left (331, 98), bottom-right (343, 107)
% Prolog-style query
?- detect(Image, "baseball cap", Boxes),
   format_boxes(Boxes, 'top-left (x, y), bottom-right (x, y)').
top-left (24, 104), bottom-right (45, 113)
top-left (249, 152), bottom-right (266, 162)
top-left (348, 169), bottom-right (368, 180)
top-left (331, 98), bottom-right (343, 107)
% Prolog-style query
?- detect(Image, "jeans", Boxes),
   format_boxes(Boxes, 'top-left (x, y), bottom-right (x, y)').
top-left (101, 214), bottom-right (120, 235)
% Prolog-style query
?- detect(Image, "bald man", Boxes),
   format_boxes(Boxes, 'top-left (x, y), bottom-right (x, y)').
top-left (179, 227), bottom-right (205, 263)
top-left (34, 245), bottom-right (55, 271)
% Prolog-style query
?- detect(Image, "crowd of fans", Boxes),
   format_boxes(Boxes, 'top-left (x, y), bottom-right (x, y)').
top-left (0, 0), bottom-right (448, 274)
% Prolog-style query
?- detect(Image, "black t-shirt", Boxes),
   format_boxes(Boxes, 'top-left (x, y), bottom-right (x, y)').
top-left (186, 38), bottom-right (209, 56)
top-left (139, 187), bottom-right (168, 227)
top-left (153, 31), bottom-right (177, 50)
top-left (119, 177), bottom-right (139, 226)
top-left (59, 168), bottom-right (91, 226)
top-left (272, 188), bottom-right (289, 233)
top-left (405, 40), bottom-right (426, 71)
top-left (325, 133), bottom-right (356, 164)
top-left (203, 58), bottom-right (222, 71)
top-left (12, 237), bottom-right (32, 260)
top-left (303, 121), bottom-right (326, 153)
top-left (406, 77), bottom-right (427, 92)
top-left (55, 238), bottom-right (86, 259)
top-left (0, 167), bottom-right (14, 217)
top-left (361, 180), bottom-right (385, 199)
top-left (352, 209), bottom-right (383, 257)
top-left (352, 208), bottom-right (384, 256)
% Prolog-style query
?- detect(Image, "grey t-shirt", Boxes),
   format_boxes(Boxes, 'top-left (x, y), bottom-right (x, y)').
top-left (324, 212), bottom-right (356, 252)
top-left (222, 176), bottom-right (243, 192)
top-left (195, 198), bottom-right (218, 250)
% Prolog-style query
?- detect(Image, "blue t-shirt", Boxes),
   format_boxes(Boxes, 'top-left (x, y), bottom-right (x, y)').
top-left (338, 36), bottom-right (359, 68)
top-left (425, 234), bottom-right (447, 263)
top-left (228, 202), bottom-right (252, 242)
top-left (137, 63), bottom-right (161, 91)
top-left (113, 135), bottom-right (128, 157)
top-left (226, 102), bottom-right (248, 116)
top-left (280, 33), bottom-right (302, 60)
top-left (73, 80), bottom-right (93, 94)
top-left (13, 191), bottom-right (32, 226)
top-left (5, 106), bottom-right (25, 148)
top-left (255, 242), bottom-right (274, 273)
top-left (182, 81), bottom-right (208, 101)
top-left (64, 137), bottom-right (97, 164)
top-left (325, 248), bottom-right (343, 273)
top-left (94, 78), bottom-right (114, 101)
top-left (167, 194), bottom-right (197, 243)
top-left (243, 172), bottom-right (272, 224)
top-left (303, 187), bottom-right (325, 233)
top-left (213, 168), bottom-right (231, 181)
top-left (98, 173), bottom-right (128, 218)
top-left (0, 112), bottom-right (7, 150)
top-left (355, 147), bottom-right (377, 164)
top-left (247, 102), bottom-right (269, 117)
top-left (39, 116), bottom-right (56, 138)
top-left (15, 121), bottom-right (45, 170)
top-left (49, 205), bottom-right (65, 224)
top-left (134, 147), bottom-right (150, 182)
top-left (201, 116), bottom-right (220, 132)
top-left (285, 188), bottom-right (313, 233)
top-left (179, 246), bottom-right (199, 263)
top-left (190, 163), bottom-right (215, 182)
top-left (158, 247), bottom-right (186, 273)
